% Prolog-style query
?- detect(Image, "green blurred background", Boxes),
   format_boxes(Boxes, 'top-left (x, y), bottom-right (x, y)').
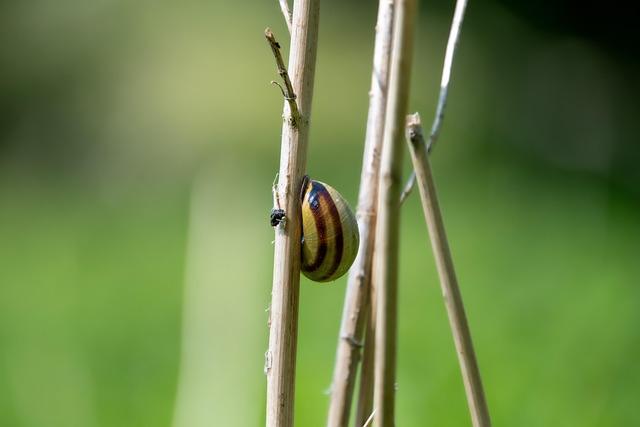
top-left (1, 1), bottom-right (638, 426)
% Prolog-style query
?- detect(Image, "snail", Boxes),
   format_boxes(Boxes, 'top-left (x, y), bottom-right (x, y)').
top-left (300, 176), bottom-right (359, 282)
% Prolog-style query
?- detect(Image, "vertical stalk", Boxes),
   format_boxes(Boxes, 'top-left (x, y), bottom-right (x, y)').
top-left (326, 0), bottom-right (395, 426)
top-left (405, 113), bottom-right (491, 427)
top-left (373, 0), bottom-right (417, 425)
top-left (354, 280), bottom-right (377, 427)
top-left (265, 1), bottom-right (320, 426)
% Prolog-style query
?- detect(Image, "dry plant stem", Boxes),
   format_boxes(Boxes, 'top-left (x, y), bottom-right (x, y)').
top-left (406, 113), bottom-right (491, 427)
top-left (355, 321), bottom-right (375, 427)
top-left (354, 282), bottom-right (376, 427)
top-left (326, 1), bottom-right (395, 426)
top-left (362, 409), bottom-right (377, 427)
top-left (265, 29), bottom-right (301, 127)
top-left (265, 1), bottom-right (320, 426)
top-left (373, 0), bottom-right (417, 425)
top-left (399, 0), bottom-right (469, 203)
top-left (278, 0), bottom-right (293, 33)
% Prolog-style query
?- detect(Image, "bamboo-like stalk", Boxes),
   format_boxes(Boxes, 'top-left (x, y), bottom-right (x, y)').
top-left (399, 0), bottom-right (469, 203)
top-left (326, 1), bottom-right (395, 426)
top-left (373, 0), bottom-right (418, 425)
top-left (264, 1), bottom-right (320, 426)
top-left (405, 113), bottom-right (491, 427)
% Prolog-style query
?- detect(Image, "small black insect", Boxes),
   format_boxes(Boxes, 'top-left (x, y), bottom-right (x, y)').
top-left (270, 208), bottom-right (286, 227)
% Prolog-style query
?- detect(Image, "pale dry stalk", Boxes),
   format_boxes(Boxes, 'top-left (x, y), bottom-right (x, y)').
top-left (405, 113), bottom-right (491, 427)
top-left (326, 1), bottom-right (395, 426)
top-left (373, 0), bottom-right (418, 425)
top-left (264, 1), bottom-right (320, 426)
top-left (354, 274), bottom-right (377, 427)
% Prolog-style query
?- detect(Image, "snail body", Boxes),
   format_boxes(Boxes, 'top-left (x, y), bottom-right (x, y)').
top-left (300, 177), bottom-right (359, 282)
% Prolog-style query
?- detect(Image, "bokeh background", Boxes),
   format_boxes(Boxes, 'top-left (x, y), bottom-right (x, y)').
top-left (1, 1), bottom-right (638, 426)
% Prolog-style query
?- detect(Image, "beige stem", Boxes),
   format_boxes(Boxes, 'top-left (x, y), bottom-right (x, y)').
top-left (373, 0), bottom-right (418, 425)
top-left (264, 1), bottom-right (320, 426)
top-left (405, 113), bottom-right (491, 427)
top-left (326, 1), bottom-right (395, 426)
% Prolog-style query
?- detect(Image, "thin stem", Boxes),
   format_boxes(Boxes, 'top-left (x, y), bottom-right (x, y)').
top-left (326, 1), bottom-right (395, 426)
top-left (278, 0), bottom-right (293, 33)
top-left (373, 0), bottom-right (418, 425)
top-left (362, 409), bottom-right (376, 427)
top-left (399, 0), bottom-right (469, 203)
top-left (354, 280), bottom-right (376, 427)
top-left (265, 28), bottom-right (301, 128)
top-left (405, 113), bottom-right (491, 427)
top-left (265, 1), bottom-right (320, 426)
top-left (399, 171), bottom-right (416, 205)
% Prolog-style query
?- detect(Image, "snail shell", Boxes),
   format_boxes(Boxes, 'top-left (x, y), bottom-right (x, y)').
top-left (300, 176), bottom-right (359, 282)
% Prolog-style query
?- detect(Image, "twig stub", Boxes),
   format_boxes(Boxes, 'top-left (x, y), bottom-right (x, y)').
top-left (265, 28), bottom-right (301, 128)
top-left (406, 112), bottom-right (423, 144)
top-left (407, 113), bottom-right (422, 145)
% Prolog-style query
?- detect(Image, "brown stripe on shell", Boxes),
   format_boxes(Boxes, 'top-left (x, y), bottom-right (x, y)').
top-left (317, 186), bottom-right (344, 281)
top-left (302, 180), bottom-right (328, 272)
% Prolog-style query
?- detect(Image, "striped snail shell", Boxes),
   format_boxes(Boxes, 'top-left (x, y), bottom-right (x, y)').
top-left (300, 176), bottom-right (359, 282)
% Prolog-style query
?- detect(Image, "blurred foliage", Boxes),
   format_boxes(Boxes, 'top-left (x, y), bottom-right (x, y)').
top-left (0, 1), bottom-right (639, 426)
